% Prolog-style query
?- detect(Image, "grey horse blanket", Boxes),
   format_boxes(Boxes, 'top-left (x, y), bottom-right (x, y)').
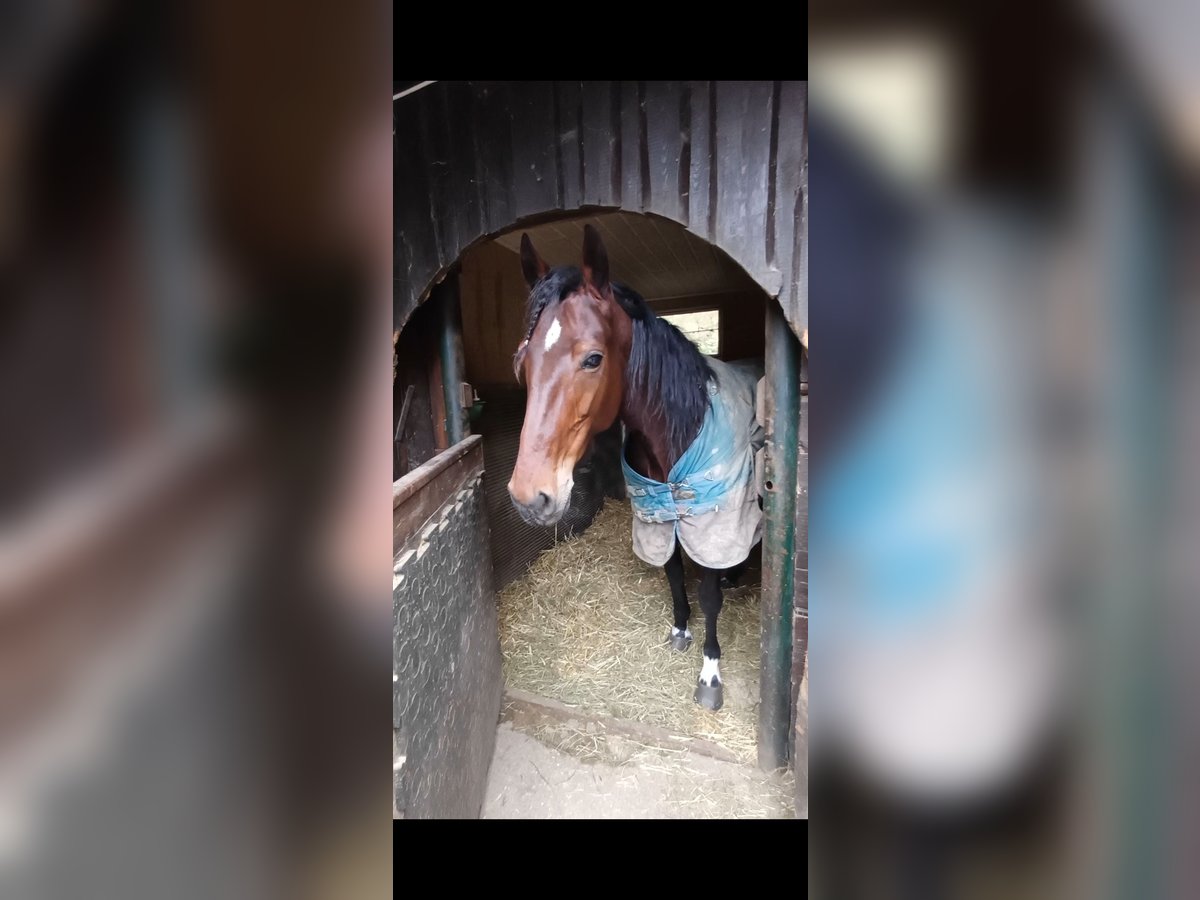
top-left (622, 357), bottom-right (766, 569)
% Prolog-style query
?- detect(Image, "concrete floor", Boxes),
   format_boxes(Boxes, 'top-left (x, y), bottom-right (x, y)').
top-left (482, 707), bottom-right (796, 819)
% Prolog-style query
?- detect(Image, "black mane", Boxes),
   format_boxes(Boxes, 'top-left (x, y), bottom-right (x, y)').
top-left (516, 267), bottom-right (713, 462)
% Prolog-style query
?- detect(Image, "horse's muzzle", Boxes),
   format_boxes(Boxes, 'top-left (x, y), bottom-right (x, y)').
top-left (508, 487), bottom-right (566, 527)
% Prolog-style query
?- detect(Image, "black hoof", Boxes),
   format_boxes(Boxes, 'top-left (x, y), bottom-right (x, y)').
top-left (693, 680), bottom-right (724, 711)
top-left (668, 630), bottom-right (693, 652)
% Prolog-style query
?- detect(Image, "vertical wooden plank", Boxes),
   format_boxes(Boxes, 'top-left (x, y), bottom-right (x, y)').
top-left (487, 266), bottom-right (505, 386)
top-left (394, 230), bottom-right (415, 332)
top-left (774, 81), bottom-right (808, 337)
top-left (714, 81), bottom-right (775, 287)
top-left (394, 94), bottom-right (440, 330)
top-left (619, 81), bottom-right (644, 211)
top-left (501, 242), bottom-right (527, 384)
top-left (465, 82), bottom-right (491, 238)
top-left (441, 81), bottom-right (484, 261)
top-left (458, 240), bottom-right (530, 387)
top-left (474, 81), bottom-right (515, 233)
top-left (509, 81), bottom-right (561, 219)
top-left (642, 81), bottom-right (687, 225)
top-left (555, 81), bottom-right (585, 211)
top-left (677, 83), bottom-right (693, 227)
top-left (414, 86), bottom-right (452, 266)
top-left (458, 247), bottom-right (481, 385)
top-left (580, 81), bottom-right (620, 208)
top-left (485, 241), bottom-right (527, 386)
top-left (688, 81), bottom-right (714, 240)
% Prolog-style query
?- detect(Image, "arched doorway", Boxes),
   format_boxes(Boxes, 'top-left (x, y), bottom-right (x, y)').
top-left (393, 81), bottom-right (806, 818)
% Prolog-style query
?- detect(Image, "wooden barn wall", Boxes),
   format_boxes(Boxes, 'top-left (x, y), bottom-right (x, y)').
top-left (460, 241), bottom-right (528, 389)
top-left (395, 81), bottom-right (807, 344)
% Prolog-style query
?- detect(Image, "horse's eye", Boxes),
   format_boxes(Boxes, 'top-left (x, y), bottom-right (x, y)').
top-left (581, 352), bottom-right (604, 371)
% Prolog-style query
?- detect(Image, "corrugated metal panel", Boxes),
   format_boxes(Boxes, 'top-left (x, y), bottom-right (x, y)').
top-left (474, 387), bottom-right (620, 590)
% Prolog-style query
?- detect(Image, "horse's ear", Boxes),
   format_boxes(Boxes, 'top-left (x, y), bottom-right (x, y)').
top-left (520, 233), bottom-right (549, 288)
top-left (581, 224), bottom-right (610, 293)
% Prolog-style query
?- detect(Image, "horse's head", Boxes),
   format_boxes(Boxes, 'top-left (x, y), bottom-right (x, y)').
top-left (507, 225), bottom-right (632, 526)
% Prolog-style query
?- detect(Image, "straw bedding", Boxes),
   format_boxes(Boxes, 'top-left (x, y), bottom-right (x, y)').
top-left (497, 499), bottom-right (766, 765)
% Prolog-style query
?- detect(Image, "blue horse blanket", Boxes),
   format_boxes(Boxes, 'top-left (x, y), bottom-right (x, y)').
top-left (622, 357), bottom-right (765, 568)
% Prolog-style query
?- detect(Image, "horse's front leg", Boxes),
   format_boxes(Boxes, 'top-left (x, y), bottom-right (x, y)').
top-left (663, 543), bottom-right (692, 651)
top-left (694, 566), bottom-right (725, 710)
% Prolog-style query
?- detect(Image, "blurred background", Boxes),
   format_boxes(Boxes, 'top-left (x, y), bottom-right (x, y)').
top-left (810, 0), bottom-right (1196, 897)
top-left (1, 0), bottom-right (1198, 891)
top-left (0, 1), bottom-right (392, 897)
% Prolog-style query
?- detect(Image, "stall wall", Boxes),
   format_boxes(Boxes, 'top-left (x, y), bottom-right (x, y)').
top-left (460, 241), bottom-right (530, 390)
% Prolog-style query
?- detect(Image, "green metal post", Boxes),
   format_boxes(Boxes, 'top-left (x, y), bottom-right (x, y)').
top-left (437, 272), bottom-right (469, 445)
top-left (759, 301), bottom-right (801, 770)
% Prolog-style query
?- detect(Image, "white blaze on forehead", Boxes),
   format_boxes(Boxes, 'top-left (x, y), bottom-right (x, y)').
top-left (543, 316), bottom-right (562, 351)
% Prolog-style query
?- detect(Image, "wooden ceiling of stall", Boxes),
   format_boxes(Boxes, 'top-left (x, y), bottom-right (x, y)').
top-left (489, 211), bottom-right (758, 301)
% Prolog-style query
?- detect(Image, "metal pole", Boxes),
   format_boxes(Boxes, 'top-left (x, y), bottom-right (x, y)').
top-left (759, 301), bottom-right (800, 770)
top-left (437, 272), bottom-right (468, 446)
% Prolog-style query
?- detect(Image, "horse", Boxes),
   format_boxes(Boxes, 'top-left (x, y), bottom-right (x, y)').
top-left (507, 225), bottom-right (765, 711)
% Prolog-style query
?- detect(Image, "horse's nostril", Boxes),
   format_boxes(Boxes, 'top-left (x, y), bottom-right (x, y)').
top-left (535, 491), bottom-right (552, 511)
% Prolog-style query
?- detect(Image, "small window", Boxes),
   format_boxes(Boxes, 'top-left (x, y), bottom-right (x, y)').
top-left (662, 309), bottom-right (720, 356)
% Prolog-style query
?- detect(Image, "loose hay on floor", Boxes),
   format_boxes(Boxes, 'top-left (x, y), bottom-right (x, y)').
top-left (498, 499), bottom-right (764, 764)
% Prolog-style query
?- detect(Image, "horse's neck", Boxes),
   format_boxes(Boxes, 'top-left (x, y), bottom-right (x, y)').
top-left (620, 397), bottom-right (676, 483)
top-left (613, 302), bottom-right (708, 483)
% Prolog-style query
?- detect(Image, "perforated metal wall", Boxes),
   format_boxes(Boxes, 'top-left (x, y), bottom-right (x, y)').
top-left (393, 467), bottom-right (502, 818)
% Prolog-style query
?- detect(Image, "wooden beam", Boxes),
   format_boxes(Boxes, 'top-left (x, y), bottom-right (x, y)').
top-left (392, 435), bottom-right (484, 552)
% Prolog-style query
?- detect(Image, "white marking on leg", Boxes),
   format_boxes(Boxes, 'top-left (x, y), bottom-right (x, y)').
top-left (543, 316), bottom-right (561, 351)
top-left (700, 656), bottom-right (721, 686)
top-left (672, 626), bottom-right (692, 639)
